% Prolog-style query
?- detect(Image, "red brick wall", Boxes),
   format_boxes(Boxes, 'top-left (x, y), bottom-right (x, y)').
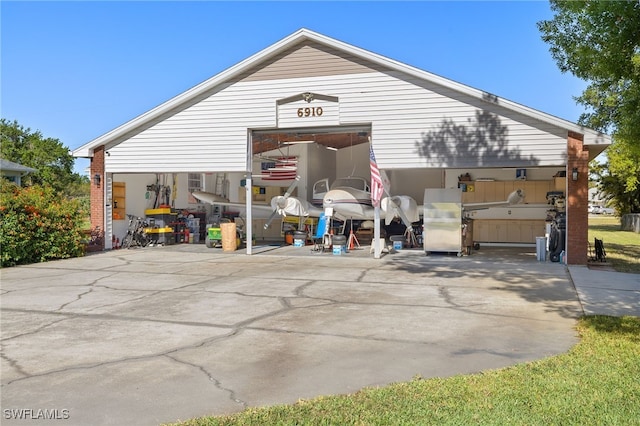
top-left (566, 132), bottom-right (589, 265)
top-left (90, 146), bottom-right (105, 250)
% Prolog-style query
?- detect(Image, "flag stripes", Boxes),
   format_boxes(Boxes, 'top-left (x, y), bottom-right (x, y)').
top-left (369, 145), bottom-right (383, 207)
top-left (261, 157), bottom-right (298, 181)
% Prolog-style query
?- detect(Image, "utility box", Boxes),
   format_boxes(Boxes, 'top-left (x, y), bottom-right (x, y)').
top-left (423, 189), bottom-right (462, 255)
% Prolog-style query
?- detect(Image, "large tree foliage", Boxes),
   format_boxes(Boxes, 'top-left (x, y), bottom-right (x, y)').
top-left (539, 1), bottom-right (640, 213)
top-left (538, 0), bottom-right (640, 140)
top-left (1, 118), bottom-right (88, 194)
top-left (590, 143), bottom-right (640, 215)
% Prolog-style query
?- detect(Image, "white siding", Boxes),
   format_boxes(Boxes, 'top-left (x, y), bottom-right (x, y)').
top-left (105, 69), bottom-right (569, 173)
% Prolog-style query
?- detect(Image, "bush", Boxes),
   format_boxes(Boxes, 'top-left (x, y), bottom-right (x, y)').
top-left (0, 180), bottom-right (86, 267)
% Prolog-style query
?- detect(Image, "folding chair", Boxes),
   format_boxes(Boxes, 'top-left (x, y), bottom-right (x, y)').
top-left (594, 238), bottom-right (606, 262)
top-left (589, 238), bottom-right (607, 262)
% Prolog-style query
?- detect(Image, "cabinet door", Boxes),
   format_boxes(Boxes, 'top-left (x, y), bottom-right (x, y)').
top-left (554, 177), bottom-right (566, 193)
top-left (503, 181), bottom-right (516, 198)
top-left (484, 181), bottom-right (505, 202)
top-left (461, 187), bottom-right (476, 204)
top-left (475, 220), bottom-right (490, 242)
top-left (506, 221), bottom-right (521, 243)
top-left (486, 221), bottom-right (507, 242)
top-left (473, 182), bottom-right (487, 202)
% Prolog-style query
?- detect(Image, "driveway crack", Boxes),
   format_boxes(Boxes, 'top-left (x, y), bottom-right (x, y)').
top-left (164, 354), bottom-right (248, 409)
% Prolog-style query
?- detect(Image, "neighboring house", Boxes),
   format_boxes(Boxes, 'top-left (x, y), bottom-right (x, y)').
top-left (72, 28), bottom-right (611, 265)
top-left (0, 159), bottom-right (37, 186)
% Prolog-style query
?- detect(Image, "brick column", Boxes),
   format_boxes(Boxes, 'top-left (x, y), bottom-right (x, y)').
top-left (566, 132), bottom-right (589, 265)
top-left (90, 146), bottom-right (105, 250)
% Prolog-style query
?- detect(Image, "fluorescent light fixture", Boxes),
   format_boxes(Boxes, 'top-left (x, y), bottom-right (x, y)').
top-left (326, 146), bottom-right (338, 151)
top-left (283, 140), bottom-right (315, 145)
top-left (267, 166), bottom-right (297, 171)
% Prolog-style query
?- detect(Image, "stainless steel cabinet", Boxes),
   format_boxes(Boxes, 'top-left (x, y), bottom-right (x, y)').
top-left (423, 189), bottom-right (462, 255)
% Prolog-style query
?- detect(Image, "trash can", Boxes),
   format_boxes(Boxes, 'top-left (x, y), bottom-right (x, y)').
top-left (536, 236), bottom-right (547, 261)
top-left (332, 235), bottom-right (347, 255)
top-left (389, 235), bottom-right (404, 251)
top-left (221, 222), bottom-right (237, 252)
top-left (293, 231), bottom-right (306, 247)
top-left (284, 230), bottom-right (294, 245)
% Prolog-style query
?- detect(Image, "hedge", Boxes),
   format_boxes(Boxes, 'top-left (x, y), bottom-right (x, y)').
top-left (0, 180), bottom-right (86, 267)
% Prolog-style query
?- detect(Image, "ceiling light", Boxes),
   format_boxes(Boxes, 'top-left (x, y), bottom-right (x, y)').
top-left (267, 166), bottom-right (297, 171)
top-left (283, 140), bottom-right (315, 145)
top-left (326, 146), bottom-right (338, 151)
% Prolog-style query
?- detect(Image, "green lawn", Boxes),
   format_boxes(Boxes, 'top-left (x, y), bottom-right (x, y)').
top-left (588, 216), bottom-right (640, 273)
top-left (169, 316), bottom-right (640, 426)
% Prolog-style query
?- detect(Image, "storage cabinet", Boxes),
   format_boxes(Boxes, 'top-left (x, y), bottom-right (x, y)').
top-left (553, 177), bottom-right (566, 192)
top-left (473, 219), bottom-right (546, 244)
top-left (461, 180), bottom-right (553, 204)
top-left (112, 182), bottom-right (126, 221)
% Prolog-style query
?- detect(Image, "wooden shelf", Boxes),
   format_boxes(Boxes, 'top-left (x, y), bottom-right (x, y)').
top-left (112, 182), bottom-right (126, 221)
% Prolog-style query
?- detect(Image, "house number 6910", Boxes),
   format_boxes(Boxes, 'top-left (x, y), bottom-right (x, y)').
top-left (297, 107), bottom-right (323, 118)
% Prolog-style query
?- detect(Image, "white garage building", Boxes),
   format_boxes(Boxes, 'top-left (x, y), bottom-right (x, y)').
top-left (73, 29), bottom-right (610, 264)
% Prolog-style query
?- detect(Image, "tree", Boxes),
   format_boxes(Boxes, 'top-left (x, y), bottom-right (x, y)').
top-left (539, 1), bottom-right (640, 213)
top-left (538, 0), bottom-right (640, 141)
top-left (0, 119), bottom-right (88, 194)
top-left (590, 142), bottom-right (640, 215)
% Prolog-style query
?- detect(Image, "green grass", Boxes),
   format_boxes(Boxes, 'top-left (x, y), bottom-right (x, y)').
top-left (168, 316), bottom-right (640, 426)
top-left (589, 216), bottom-right (640, 273)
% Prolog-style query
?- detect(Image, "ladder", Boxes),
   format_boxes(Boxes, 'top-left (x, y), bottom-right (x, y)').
top-left (210, 173), bottom-right (227, 224)
top-left (214, 173), bottom-right (227, 198)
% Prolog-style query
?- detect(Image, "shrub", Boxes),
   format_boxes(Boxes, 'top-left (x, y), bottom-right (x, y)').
top-left (0, 180), bottom-right (86, 267)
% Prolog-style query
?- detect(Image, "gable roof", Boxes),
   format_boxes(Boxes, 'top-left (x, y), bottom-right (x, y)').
top-left (72, 28), bottom-right (610, 158)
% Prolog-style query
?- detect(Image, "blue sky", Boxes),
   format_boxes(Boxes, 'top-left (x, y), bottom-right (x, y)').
top-left (1, 1), bottom-right (586, 174)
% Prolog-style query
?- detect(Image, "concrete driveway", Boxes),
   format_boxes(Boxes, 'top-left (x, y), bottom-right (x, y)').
top-left (2, 245), bottom-right (584, 425)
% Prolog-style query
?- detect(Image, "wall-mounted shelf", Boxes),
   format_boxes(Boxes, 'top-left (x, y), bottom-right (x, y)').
top-left (460, 179), bottom-right (564, 204)
top-left (112, 182), bottom-right (126, 220)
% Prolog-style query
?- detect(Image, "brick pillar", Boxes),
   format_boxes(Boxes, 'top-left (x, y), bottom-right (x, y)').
top-left (90, 146), bottom-right (105, 250)
top-left (566, 132), bottom-right (589, 265)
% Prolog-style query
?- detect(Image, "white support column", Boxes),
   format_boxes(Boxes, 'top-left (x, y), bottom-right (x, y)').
top-left (245, 177), bottom-right (253, 255)
top-left (245, 130), bottom-right (253, 255)
top-left (373, 206), bottom-right (381, 259)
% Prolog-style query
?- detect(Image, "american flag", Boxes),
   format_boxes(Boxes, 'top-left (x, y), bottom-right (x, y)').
top-left (369, 144), bottom-right (384, 207)
top-left (261, 157), bottom-right (298, 181)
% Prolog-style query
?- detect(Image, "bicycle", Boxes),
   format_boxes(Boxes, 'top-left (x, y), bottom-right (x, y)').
top-left (122, 215), bottom-right (150, 249)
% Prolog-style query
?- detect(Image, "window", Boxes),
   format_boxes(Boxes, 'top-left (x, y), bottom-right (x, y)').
top-left (188, 173), bottom-right (203, 194)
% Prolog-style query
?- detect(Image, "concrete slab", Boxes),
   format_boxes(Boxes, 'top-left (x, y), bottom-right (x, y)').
top-left (0, 245), bottom-right (632, 425)
top-left (568, 265), bottom-right (640, 316)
